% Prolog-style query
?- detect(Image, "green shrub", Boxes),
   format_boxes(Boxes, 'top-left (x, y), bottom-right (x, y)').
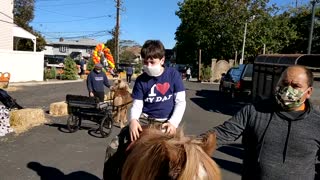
top-left (134, 63), bottom-right (142, 74)
top-left (44, 67), bottom-right (56, 79)
top-left (61, 56), bottom-right (78, 80)
top-left (86, 58), bottom-right (94, 71)
top-left (201, 66), bottom-right (212, 82)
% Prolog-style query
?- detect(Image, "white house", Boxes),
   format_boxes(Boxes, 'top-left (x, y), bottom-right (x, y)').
top-left (0, 0), bottom-right (44, 83)
top-left (43, 38), bottom-right (100, 63)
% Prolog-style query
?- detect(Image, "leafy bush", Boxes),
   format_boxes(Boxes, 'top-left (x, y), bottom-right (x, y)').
top-left (134, 63), bottom-right (142, 74)
top-left (86, 58), bottom-right (94, 71)
top-left (61, 56), bottom-right (78, 80)
top-left (201, 66), bottom-right (212, 82)
top-left (44, 67), bottom-right (56, 79)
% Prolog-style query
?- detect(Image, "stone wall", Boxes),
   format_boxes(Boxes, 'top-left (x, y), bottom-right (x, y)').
top-left (211, 59), bottom-right (234, 82)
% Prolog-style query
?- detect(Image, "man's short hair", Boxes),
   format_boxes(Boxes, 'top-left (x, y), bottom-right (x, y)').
top-left (304, 67), bottom-right (314, 87)
top-left (283, 65), bottom-right (314, 87)
top-left (94, 63), bottom-right (103, 69)
top-left (141, 40), bottom-right (165, 60)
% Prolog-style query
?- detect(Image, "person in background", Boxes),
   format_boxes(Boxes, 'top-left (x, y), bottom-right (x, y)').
top-left (186, 66), bottom-right (191, 81)
top-left (126, 66), bottom-right (133, 85)
top-left (87, 63), bottom-right (110, 102)
top-left (201, 65), bottom-right (320, 180)
top-left (79, 56), bottom-right (85, 75)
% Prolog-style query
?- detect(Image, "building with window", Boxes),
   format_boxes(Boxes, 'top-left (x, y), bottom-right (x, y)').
top-left (43, 38), bottom-right (100, 63)
top-left (0, 0), bottom-right (44, 83)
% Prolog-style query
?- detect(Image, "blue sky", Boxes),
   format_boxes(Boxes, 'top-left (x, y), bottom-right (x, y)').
top-left (30, 0), bottom-right (309, 49)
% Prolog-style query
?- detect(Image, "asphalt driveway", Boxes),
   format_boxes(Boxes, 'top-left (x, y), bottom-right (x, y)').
top-left (0, 79), bottom-right (319, 180)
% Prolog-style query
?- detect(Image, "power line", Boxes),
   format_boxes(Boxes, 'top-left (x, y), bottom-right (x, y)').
top-left (0, 11), bottom-right (14, 20)
top-left (32, 16), bottom-right (108, 24)
top-left (36, 7), bottom-right (113, 19)
top-left (0, 19), bottom-right (14, 25)
top-left (37, 0), bottom-right (111, 7)
top-left (37, 0), bottom-right (65, 1)
top-left (42, 30), bottom-right (112, 39)
top-left (41, 30), bottom-right (110, 33)
top-left (44, 33), bottom-right (110, 40)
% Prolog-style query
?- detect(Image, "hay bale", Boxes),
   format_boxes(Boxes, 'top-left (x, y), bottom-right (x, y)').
top-left (49, 101), bottom-right (68, 116)
top-left (0, 82), bottom-right (8, 89)
top-left (5, 86), bottom-right (19, 92)
top-left (10, 108), bottom-right (47, 134)
top-left (80, 75), bottom-right (87, 80)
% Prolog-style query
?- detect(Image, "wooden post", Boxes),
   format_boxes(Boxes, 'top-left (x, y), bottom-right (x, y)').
top-left (198, 49), bottom-right (202, 82)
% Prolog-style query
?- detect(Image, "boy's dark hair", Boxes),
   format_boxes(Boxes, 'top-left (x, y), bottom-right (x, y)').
top-left (141, 40), bottom-right (165, 60)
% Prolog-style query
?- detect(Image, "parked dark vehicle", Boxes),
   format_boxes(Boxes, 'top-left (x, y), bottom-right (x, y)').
top-left (219, 64), bottom-right (253, 99)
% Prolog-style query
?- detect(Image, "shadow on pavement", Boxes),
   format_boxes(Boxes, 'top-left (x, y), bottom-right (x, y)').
top-left (190, 89), bottom-right (250, 116)
top-left (217, 143), bottom-right (244, 160)
top-left (46, 123), bottom-right (114, 139)
top-left (213, 157), bottom-right (242, 175)
top-left (45, 123), bottom-right (71, 133)
top-left (209, 143), bottom-right (243, 175)
top-left (27, 162), bottom-right (100, 180)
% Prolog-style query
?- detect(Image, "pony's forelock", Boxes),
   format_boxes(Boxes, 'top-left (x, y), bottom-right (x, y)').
top-left (122, 127), bottom-right (221, 180)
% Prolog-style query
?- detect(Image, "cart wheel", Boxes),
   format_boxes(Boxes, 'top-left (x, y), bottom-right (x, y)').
top-left (67, 115), bottom-right (80, 133)
top-left (99, 115), bottom-right (113, 137)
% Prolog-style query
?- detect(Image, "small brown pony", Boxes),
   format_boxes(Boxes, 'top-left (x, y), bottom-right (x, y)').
top-left (111, 79), bottom-right (132, 128)
top-left (121, 126), bottom-right (221, 180)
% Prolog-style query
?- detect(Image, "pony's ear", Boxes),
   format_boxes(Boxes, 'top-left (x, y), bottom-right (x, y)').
top-left (201, 132), bottom-right (217, 155)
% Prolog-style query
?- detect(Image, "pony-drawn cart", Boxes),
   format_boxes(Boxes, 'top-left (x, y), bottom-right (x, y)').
top-left (66, 94), bottom-right (113, 137)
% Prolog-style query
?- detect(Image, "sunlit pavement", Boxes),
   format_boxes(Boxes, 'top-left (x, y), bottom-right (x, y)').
top-left (1, 79), bottom-right (319, 179)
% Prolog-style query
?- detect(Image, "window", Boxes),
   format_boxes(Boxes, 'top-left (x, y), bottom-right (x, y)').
top-left (86, 48), bottom-right (92, 53)
top-left (59, 46), bottom-right (68, 53)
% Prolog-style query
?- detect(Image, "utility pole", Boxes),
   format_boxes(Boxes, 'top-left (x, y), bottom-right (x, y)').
top-left (198, 49), bottom-right (202, 82)
top-left (115, 0), bottom-right (121, 68)
top-left (307, 0), bottom-right (319, 54)
top-left (240, 22), bottom-right (247, 65)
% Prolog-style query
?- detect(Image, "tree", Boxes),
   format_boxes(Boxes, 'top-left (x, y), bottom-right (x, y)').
top-left (13, 0), bottom-right (46, 51)
top-left (282, 6), bottom-right (320, 54)
top-left (244, 11), bottom-right (298, 59)
top-left (120, 50), bottom-right (136, 63)
top-left (175, 0), bottom-right (298, 64)
top-left (175, 0), bottom-right (249, 64)
top-left (61, 57), bottom-right (78, 80)
top-left (105, 38), bottom-right (115, 58)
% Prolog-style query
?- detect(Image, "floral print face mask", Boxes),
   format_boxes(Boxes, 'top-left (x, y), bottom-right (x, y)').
top-left (275, 85), bottom-right (308, 110)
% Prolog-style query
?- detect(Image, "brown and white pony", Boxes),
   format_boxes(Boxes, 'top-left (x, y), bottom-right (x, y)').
top-left (121, 126), bottom-right (221, 180)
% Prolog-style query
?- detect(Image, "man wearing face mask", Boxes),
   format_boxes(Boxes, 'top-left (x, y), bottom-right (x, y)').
top-left (87, 63), bottom-right (110, 102)
top-left (103, 40), bottom-right (186, 180)
top-left (200, 65), bottom-right (320, 180)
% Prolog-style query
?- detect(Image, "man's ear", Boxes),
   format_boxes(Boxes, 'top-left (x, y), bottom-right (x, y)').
top-left (306, 87), bottom-right (313, 99)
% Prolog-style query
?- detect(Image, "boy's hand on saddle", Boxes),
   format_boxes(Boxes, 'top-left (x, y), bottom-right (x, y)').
top-left (162, 122), bottom-right (176, 135)
top-left (89, 92), bottom-right (94, 97)
top-left (129, 119), bottom-right (142, 141)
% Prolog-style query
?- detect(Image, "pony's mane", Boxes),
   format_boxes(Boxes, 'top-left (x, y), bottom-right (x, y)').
top-left (122, 127), bottom-right (221, 180)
